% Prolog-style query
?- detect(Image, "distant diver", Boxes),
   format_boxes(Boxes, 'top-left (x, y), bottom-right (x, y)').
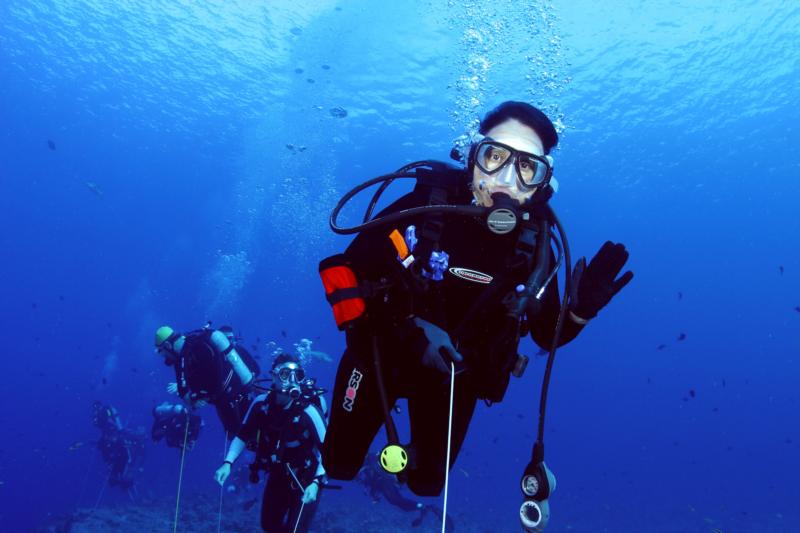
top-left (154, 322), bottom-right (260, 436)
top-left (214, 354), bottom-right (327, 533)
top-left (151, 402), bottom-right (203, 451)
top-left (92, 401), bottom-right (144, 496)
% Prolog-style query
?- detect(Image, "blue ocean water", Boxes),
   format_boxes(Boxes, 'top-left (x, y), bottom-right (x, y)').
top-left (1, 0), bottom-right (798, 531)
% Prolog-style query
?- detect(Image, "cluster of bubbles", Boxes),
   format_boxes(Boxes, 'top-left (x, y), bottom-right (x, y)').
top-left (201, 250), bottom-right (254, 316)
top-left (523, 3), bottom-right (571, 134)
top-left (446, 0), bottom-right (570, 155)
top-left (264, 337), bottom-right (316, 368)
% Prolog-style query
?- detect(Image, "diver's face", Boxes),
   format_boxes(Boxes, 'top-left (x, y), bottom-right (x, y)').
top-left (471, 118), bottom-right (545, 207)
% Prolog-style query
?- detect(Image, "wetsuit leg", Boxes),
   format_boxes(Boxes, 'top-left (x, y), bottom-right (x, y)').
top-left (323, 347), bottom-right (391, 480)
top-left (406, 370), bottom-right (477, 496)
top-left (290, 487), bottom-right (321, 533)
top-left (260, 470), bottom-right (292, 532)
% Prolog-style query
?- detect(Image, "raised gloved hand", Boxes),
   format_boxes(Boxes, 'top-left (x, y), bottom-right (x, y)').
top-left (166, 382), bottom-right (178, 395)
top-left (412, 317), bottom-right (463, 373)
top-left (571, 241), bottom-right (633, 321)
top-left (302, 480), bottom-right (320, 503)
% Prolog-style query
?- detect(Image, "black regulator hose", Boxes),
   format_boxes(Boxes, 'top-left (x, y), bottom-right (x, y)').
top-left (532, 205), bottom-right (572, 456)
top-left (330, 161), bottom-right (484, 235)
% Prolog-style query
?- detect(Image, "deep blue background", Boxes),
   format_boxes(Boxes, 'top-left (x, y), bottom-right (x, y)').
top-left (1, 1), bottom-right (798, 531)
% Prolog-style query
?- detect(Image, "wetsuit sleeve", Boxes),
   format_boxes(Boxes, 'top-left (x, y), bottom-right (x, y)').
top-left (527, 273), bottom-right (583, 349)
top-left (303, 404), bottom-right (328, 477)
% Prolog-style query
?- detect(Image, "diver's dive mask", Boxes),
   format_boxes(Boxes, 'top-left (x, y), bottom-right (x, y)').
top-left (473, 138), bottom-right (553, 191)
top-left (272, 361), bottom-right (305, 399)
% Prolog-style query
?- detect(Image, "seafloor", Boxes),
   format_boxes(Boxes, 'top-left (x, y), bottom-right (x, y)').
top-left (36, 493), bottom-right (488, 533)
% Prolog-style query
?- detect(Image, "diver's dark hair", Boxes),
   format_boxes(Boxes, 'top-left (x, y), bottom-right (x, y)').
top-left (219, 325), bottom-right (234, 335)
top-left (479, 101), bottom-right (559, 154)
top-left (272, 353), bottom-right (301, 369)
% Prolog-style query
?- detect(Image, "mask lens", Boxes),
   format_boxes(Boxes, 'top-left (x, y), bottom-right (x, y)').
top-left (278, 368), bottom-right (291, 381)
top-left (517, 155), bottom-right (549, 186)
top-left (295, 368), bottom-right (306, 381)
top-left (477, 143), bottom-right (512, 173)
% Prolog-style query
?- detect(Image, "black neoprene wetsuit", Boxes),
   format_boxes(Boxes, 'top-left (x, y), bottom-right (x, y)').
top-left (322, 177), bottom-right (585, 496)
top-left (173, 330), bottom-right (257, 435)
top-left (237, 392), bottom-right (327, 533)
top-left (151, 411), bottom-right (202, 450)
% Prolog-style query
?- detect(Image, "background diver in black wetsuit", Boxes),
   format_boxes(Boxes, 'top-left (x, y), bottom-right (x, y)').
top-left (151, 402), bottom-right (203, 451)
top-left (92, 401), bottom-right (145, 496)
top-left (319, 101), bottom-right (633, 531)
top-left (214, 354), bottom-right (327, 533)
top-left (357, 454), bottom-right (455, 531)
top-left (154, 323), bottom-right (260, 436)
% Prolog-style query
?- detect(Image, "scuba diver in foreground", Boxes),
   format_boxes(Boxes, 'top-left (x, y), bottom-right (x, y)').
top-left (319, 101), bottom-right (633, 531)
top-left (214, 354), bottom-right (327, 532)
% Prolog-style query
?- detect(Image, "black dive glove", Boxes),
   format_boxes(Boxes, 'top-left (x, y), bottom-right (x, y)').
top-left (412, 318), bottom-right (463, 373)
top-left (570, 241), bottom-right (633, 321)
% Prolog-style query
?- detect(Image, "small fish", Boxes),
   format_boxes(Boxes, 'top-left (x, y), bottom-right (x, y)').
top-left (294, 68), bottom-right (304, 74)
top-left (656, 344), bottom-right (667, 351)
top-left (68, 441), bottom-right (84, 451)
top-left (290, 27), bottom-right (302, 36)
top-left (297, 146), bottom-right (307, 152)
top-left (794, 306), bottom-right (800, 313)
top-left (102, 378), bottom-right (107, 385)
top-left (712, 407), bottom-right (718, 412)
top-left (47, 139), bottom-right (56, 150)
top-left (32, 302), bottom-right (38, 309)
top-left (722, 379), bottom-right (726, 388)
top-left (516, 413), bottom-right (524, 419)
top-left (677, 291), bottom-right (683, 300)
top-left (330, 106), bottom-right (347, 118)
top-left (58, 295), bottom-right (64, 301)
top-left (689, 389), bottom-right (696, 398)
top-left (321, 64), bottom-right (331, 70)
top-left (85, 181), bottom-right (103, 196)
top-left (306, 78), bottom-right (315, 84)
top-left (677, 333), bottom-right (686, 341)
top-left (281, 330), bottom-right (287, 338)
top-left (286, 143), bottom-right (295, 151)
top-left (778, 266), bottom-right (784, 275)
